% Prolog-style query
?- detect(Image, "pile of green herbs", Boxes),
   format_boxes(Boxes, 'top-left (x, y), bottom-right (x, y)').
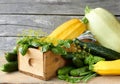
top-left (17, 36), bottom-right (105, 83)
top-left (17, 36), bottom-right (72, 56)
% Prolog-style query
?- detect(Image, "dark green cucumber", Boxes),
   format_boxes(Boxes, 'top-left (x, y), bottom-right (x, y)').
top-left (74, 39), bottom-right (120, 60)
top-left (5, 52), bottom-right (17, 62)
top-left (0, 61), bottom-right (18, 72)
top-left (72, 56), bottom-right (84, 68)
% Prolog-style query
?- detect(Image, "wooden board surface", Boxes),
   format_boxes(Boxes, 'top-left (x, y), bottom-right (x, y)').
top-left (0, 15), bottom-right (82, 36)
top-left (0, 0), bottom-right (119, 15)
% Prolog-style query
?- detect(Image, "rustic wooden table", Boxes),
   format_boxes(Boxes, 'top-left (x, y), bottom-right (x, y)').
top-left (0, 0), bottom-right (120, 84)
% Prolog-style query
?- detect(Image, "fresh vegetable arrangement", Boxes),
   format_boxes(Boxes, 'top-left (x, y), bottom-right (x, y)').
top-left (1, 6), bottom-right (120, 83)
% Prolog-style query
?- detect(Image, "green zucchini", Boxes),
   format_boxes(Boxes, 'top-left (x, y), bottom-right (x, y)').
top-left (0, 61), bottom-right (18, 72)
top-left (74, 39), bottom-right (120, 60)
top-left (5, 52), bottom-right (17, 62)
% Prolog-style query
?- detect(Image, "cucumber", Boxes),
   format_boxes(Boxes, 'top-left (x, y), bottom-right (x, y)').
top-left (0, 61), bottom-right (18, 72)
top-left (72, 56), bottom-right (84, 68)
top-left (58, 66), bottom-right (74, 75)
top-left (70, 66), bottom-right (89, 76)
top-left (5, 52), bottom-right (17, 62)
top-left (74, 39), bottom-right (120, 60)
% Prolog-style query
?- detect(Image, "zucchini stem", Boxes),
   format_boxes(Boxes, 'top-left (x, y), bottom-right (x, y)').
top-left (85, 6), bottom-right (91, 14)
top-left (81, 17), bottom-right (88, 24)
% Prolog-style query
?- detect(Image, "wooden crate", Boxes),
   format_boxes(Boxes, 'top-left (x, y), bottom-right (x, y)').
top-left (18, 48), bottom-right (66, 80)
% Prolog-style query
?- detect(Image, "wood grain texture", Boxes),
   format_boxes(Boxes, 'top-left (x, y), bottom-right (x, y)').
top-left (0, 15), bottom-right (120, 36)
top-left (0, 15), bottom-right (82, 36)
top-left (0, 0), bottom-right (119, 15)
top-left (0, 15), bottom-right (120, 37)
top-left (0, 37), bottom-right (17, 56)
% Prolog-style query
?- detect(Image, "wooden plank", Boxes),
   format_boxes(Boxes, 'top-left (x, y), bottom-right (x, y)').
top-left (0, 15), bottom-right (120, 36)
top-left (0, 15), bottom-right (82, 36)
top-left (0, 0), bottom-right (119, 15)
top-left (0, 37), bottom-right (17, 56)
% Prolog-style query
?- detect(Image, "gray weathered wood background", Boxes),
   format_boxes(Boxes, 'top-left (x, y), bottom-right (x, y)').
top-left (0, 0), bottom-right (120, 56)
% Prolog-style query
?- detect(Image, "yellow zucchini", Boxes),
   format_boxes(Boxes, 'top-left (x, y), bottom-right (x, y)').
top-left (47, 18), bottom-right (87, 45)
top-left (93, 59), bottom-right (120, 75)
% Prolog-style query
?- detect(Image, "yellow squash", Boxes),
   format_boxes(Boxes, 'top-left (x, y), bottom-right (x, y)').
top-left (47, 18), bottom-right (86, 45)
top-left (49, 18), bottom-right (86, 40)
top-left (93, 59), bottom-right (120, 75)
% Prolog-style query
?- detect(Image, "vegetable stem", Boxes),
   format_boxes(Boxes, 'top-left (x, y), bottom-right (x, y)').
top-left (82, 73), bottom-right (97, 83)
top-left (85, 6), bottom-right (91, 14)
top-left (82, 17), bottom-right (88, 24)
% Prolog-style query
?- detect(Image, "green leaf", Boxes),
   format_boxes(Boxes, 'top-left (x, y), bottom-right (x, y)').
top-left (18, 44), bottom-right (29, 56)
top-left (80, 71), bottom-right (93, 76)
top-left (82, 73), bottom-right (97, 83)
top-left (64, 42), bottom-right (71, 48)
top-left (13, 46), bottom-right (18, 54)
top-left (84, 55), bottom-right (94, 65)
top-left (93, 56), bottom-right (105, 63)
top-left (84, 54), bottom-right (105, 65)
top-left (42, 44), bottom-right (50, 52)
top-left (66, 76), bottom-right (83, 83)
top-left (58, 39), bottom-right (72, 48)
top-left (30, 40), bottom-right (41, 47)
top-left (51, 46), bottom-right (67, 55)
top-left (17, 37), bottom-right (28, 45)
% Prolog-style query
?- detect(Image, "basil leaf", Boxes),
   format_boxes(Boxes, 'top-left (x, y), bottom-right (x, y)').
top-left (52, 47), bottom-right (67, 55)
top-left (18, 44), bottom-right (29, 56)
top-left (58, 39), bottom-right (72, 48)
top-left (42, 44), bottom-right (50, 52)
top-left (30, 40), bottom-right (40, 47)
